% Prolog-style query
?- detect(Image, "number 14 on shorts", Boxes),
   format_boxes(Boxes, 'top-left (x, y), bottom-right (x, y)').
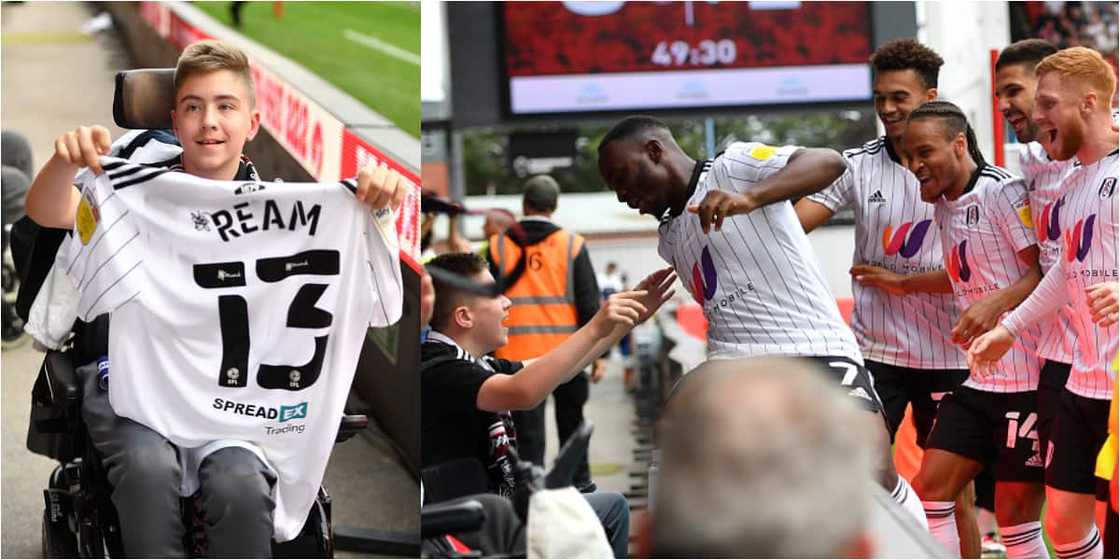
top-left (1005, 411), bottom-right (1038, 449)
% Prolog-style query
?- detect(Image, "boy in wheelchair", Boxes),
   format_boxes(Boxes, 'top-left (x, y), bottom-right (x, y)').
top-left (21, 39), bottom-right (409, 557)
top-left (420, 252), bottom-right (677, 558)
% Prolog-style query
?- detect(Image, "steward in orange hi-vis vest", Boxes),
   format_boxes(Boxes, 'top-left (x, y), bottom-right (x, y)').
top-left (489, 225), bottom-right (587, 361)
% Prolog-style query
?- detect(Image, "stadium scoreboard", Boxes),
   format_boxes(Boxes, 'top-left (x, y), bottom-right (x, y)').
top-left (502, 1), bottom-right (874, 115)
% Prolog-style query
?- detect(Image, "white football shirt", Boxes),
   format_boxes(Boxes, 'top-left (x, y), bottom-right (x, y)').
top-left (658, 142), bottom-right (863, 363)
top-left (933, 164), bottom-right (1043, 393)
top-left (808, 137), bottom-right (965, 369)
top-left (1004, 150), bottom-right (1118, 400)
top-left (64, 156), bottom-right (403, 540)
top-left (1020, 141), bottom-right (1077, 365)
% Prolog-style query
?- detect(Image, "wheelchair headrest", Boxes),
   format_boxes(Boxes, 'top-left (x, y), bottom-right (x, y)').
top-left (113, 69), bottom-right (176, 130)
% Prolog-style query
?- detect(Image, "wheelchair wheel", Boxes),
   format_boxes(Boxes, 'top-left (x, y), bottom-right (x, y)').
top-left (43, 466), bottom-right (79, 558)
top-left (41, 509), bottom-right (78, 558)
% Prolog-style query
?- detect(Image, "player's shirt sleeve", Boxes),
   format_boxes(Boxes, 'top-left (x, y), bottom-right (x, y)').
top-left (991, 177), bottom-right (1037, 253)
top-left (806, 153), bottom-right (856, 212)
top-left (363, 200), bottom-right (404, 328)
top-left (1001, 259), bottom-right (1069, 336)
top-left (716, 142), bottom-right (800, 195)
top-left (63, 169), bottom-right (144, 320)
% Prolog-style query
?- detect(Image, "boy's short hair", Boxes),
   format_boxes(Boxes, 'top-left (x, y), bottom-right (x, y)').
top-left (427, 252), bottom-right (490, 332)
top-left (995, 39), bottom-right (1058, 72)
top-left (1035, 47), bottom-right (1118, 111)
top-left (870, 38), bottom-right (944, 90)
top-left (174, 40), bottom-right (256, 107)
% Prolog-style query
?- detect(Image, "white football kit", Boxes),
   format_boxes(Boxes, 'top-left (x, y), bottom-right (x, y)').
top-left (658, 142), bottom-right (863, 363)
top-left (933, 164), bottom-right (1043, 393)
top-left (64, 156), bottom-right (403, 540)
top-left (1004, 150), bottom-right (1119, 400)
top-left (1020, 141), bottom-right (1077, 365)
top-left (808, 137), bottom-right (965, 369)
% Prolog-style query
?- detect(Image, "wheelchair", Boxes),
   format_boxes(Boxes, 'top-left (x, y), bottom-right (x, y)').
top-left (16, 66), bottom-right (369, 558)
top-left (419, 423), bottom-right (597, 558)
top-left (30, 342), bottom-right (368, 558)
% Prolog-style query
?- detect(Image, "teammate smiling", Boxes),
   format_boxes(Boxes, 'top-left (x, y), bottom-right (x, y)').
top-left (971, 47), bottom-right (1118, 559)
top-left (896, 101), bottom-right (1047, 559)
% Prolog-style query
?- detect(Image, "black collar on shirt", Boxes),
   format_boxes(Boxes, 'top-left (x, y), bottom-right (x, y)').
top-left (883, 136), bottom-right (902, 165)
top-left (962, 163), bottom-right (985, 196)
top-left (159, 154), bottom-right (261, 181)
top-left (665, 159), bottom-right (712, 224)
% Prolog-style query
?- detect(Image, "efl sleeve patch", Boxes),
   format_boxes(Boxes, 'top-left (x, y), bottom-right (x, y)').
top-left (1016, 204), bottom-right (1033, 228)
top-left (749, 144), bottom-right (777, 161)
top-left (75, 189), bottom-right (100, 245)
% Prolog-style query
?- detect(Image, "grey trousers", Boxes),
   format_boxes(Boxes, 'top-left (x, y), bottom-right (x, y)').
top-left (584, 491), bottom-right (630, 559)
top-left (77, 361), bottom-right (276, 557)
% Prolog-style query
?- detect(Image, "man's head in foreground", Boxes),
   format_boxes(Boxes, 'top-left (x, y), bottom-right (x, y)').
top-left (172, 40), bottom-right (261, 180)
top-left (650, 357), bottom-right (874, 558)
top-left (426, 252), bottom-right (511, 354)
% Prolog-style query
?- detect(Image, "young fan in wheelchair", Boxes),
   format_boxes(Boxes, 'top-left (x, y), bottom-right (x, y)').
top-left (18, 39), bottom-right (411, 557)
top-left (419, 251), bottom-right (676, 558)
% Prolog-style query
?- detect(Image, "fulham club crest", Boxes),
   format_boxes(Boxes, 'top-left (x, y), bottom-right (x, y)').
top-left (1099, 177), bottom-right (1116, 198)
top-left (965, 205), bottom-right (980, 226)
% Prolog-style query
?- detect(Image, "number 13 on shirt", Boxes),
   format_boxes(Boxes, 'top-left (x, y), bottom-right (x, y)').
top-left (193, 249), bottom-right (340, 391)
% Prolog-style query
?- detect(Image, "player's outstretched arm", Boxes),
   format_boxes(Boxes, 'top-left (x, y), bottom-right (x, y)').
top-left (850, 265), bottom-right (953, 295)
top-left (751, 147), bottom-right (847, 208)
top-left (970, 257), bottom-right (1070, 370)
top-left (26, 125), bottom-right (112, 229)
top-left (687, 148), bottom-right (845, 233)
top-left (1086, 282), bottom-right (1119, 327)
top-left (476, 290), bottom-right (648, 412)
top-left (951, 246), bottom-right (1042, 346)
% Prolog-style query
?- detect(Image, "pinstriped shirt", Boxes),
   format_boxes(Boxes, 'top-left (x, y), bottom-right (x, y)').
top-left (934, 164), bottom-right (1043, 393)
top-left (658, 142), bottom-right (863, 363)
top-left (1005, 150), bottom-right (1118, 400)
top-left (808, 137), bottom-right (965, 369)
top-left (1020, 142), bottom-right (1077, 365)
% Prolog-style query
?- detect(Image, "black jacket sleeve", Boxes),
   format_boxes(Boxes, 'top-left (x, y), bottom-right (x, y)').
top-left (571, 243), bottom-right (601, 328)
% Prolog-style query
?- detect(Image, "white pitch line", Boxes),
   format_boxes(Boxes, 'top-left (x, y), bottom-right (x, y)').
top-left (343, 29), bottom-right (420, 66)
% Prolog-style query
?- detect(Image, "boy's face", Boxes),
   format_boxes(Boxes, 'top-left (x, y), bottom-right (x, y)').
top-left (460, 270), bottom-right (512, 352)
top-left (172, 69), bottom-right (260, 180)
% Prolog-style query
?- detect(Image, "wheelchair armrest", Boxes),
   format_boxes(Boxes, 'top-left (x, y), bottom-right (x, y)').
top-left (113, 69), bottom-right (175, 130)
top-left (420, 499), bottom-right (486, 539)
top-left (335, 414), bottom-right (368, 443)
top-left (43, 350), bottom-right (82, 405)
